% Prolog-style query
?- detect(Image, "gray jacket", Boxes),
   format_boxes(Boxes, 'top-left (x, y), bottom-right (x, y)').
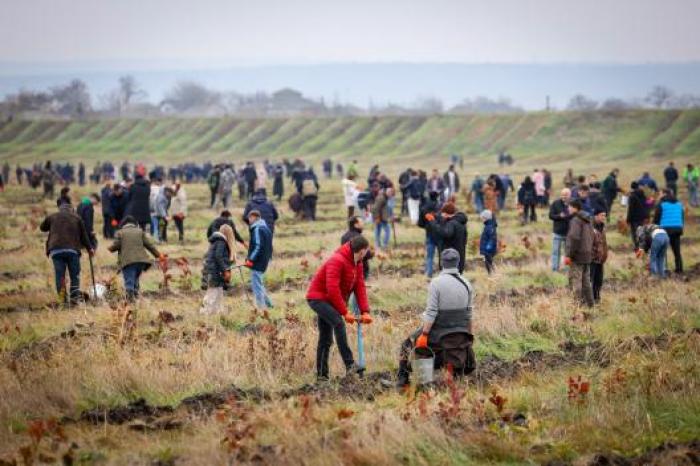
top-left (154, 192), bottom-right (170, 218)
top-left (220, 168), bottom-right (236, 193)
top-left (422, 268), bottom-right (474, 340)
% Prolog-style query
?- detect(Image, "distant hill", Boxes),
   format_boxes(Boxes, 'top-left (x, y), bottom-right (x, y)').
top-left (1, 110), bottom-right (698, 167)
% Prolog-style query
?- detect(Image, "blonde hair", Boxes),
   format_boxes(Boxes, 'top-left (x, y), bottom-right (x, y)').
top-left (219, 224), bottom-right (238, 263)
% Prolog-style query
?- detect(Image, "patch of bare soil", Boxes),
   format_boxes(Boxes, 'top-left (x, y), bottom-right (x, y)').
top-left (547, 440), bottom-right (700, 466)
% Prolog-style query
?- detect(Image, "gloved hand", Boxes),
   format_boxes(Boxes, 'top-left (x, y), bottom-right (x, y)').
top-left (111, 219), bottom-right (118, 227)
top-left (424, 213), bottom-right (436, 222)
top-left (223, 270), bottom-right (232, 283)
top-left (344, 314), bottom-right (356, 325)
top-left (563, 257), bottom-right (572, 266)
top-left (359, 314), bottom-right (373, 324)
top-left (635, 249), bottom-right (643, 259)
top-left (415, 334), bottom-right (429, 349)
top-left (245, 260), bottom-right (254, 268)
top-left (159, 253), bottom-right (167, 262)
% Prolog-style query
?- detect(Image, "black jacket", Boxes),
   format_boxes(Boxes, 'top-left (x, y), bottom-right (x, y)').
top-left (126, 177), bottom-right (151, 224)
top-left (428, 212), bottom-right (468, 273)
top-left (517, 181), bottom-right (536, 205)
top-left (204, 233), bottom-right (232, 287)
top-left (626, 189), bottom-right (650, 224)
top-left (100, 186), bottom-right (113, 216)
top-left (418, 196), bottom-right (441, 242)
top-left (207, 217), bottom-right (246, 244)
top-left (110, 193), bottom-right (128, 223)
top-left (548, 199), bottom-right (571, 236)
top-left (243, 194), bottom-right (279, 233)
top-left (664, 166), bottom-right (678, 184)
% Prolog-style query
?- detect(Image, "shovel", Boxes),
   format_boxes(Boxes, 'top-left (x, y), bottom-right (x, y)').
top-left (88, 253), bottom-right (98, 303)
top-left (350, 293), bottom-right (365, 377)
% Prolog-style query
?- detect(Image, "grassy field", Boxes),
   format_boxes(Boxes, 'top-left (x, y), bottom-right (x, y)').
top-left (0, 168), bottom-right (699, 464)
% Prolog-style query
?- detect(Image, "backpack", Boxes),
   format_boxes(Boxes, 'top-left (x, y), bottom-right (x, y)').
top-left (357, 191), bottom-right (371, 209)
top-left (302, 179), bottom-right (318, 196)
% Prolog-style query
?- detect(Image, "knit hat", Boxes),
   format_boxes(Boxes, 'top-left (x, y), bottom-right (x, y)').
top-left (441, 203), bottom-right (457, 215)
top-left (594, 207), bottom-right (606, 216)
top-left (441, 248), bottom-right (460, 269)
top-left (479, 209), bottom-right (493, 221)
top-left (219, 224), bottom-right (237, 263)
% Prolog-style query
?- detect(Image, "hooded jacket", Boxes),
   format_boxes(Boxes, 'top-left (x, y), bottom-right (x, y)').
top-left (626, 189), bottom-right (650, 224)
top-left (204, 232), bottom-right (232, 287)
top-left (243, 193), bottom-right (279, 233)
top-left (126, 177), bottom-right (151, 224)
top-left (306, 243), bottom-right (369, 316)
top-left (247, 219), bottom-right (273, 272)
top-left (108, 223), bottom-right (160, 270)
top-left (566, 211), bottom-right (594, 264)
top-left (428, 212), bottom-right (468, 273)
top-left (479, 219), bottom-right (498, 257)
top-left (206, 216), bottom-right (245, 244)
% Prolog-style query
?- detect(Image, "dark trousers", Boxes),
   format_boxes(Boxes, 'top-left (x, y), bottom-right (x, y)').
top-left (347, 206), bottom-right (355, 218)
top-left (303, 196), bottom-right (317, 221)
top-left (157, 217), bottom-right (168, 242)
top-left (484, 254), bottom-right (495, 274)
top-left (604, 194), bottom-right (615, 219)
top-left (103, 214), bottom-right (115, 238)
top-left (590, 262), bottom-right (604, 302)
top-left (122, 263), bottom-right (146, 299)
top-left (522, 204), bottom-right (536, 223)
top-left (51, 252), bottom-right (81, 301)
top-left (209, 188), bottom-right (217, 208)
top-left (308, 299), bottom-right (354, 379)
top-left (667, 182), bottom-right (677, 197)
top-left (630, 222), bottom-right (643, 249)
top-left (668, 232), bottom-right (683, 273)
top-left (174, 216), bottom-right (184, 241)
top-left (138, 221), bottom-right (149, 232)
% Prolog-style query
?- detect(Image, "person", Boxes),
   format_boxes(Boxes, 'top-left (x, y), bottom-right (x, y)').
top-left (563, 169), bottom-right (575, 189)
top-left (220, 165), bottom-right (236, 208)
top-left (200, 224), bottom-right (236, 314)
top-left (149, 177), bottom-right (162, 237)
top-left (638, 172), bottom-right (658, 193)
top-left (207, 166), bottom-right (221, 208)
top-left (394, 248), bottom-right (475, 388)
top-left (470, 174), bottom-right (485, 213)
top-left (587, 183), bottom-right (608, 216)
top-left (425, 203), bottom-right (468, 273)
top-left (126, 166), bottom-right (152, 231)
top-left (243, 188), bottom-right (279, 235)
top-left (532, 169), bottom-right (546, 207)
top-left (77, 194), bottom-right (100, 250)
top-left (482, 179), bottom-right (499, 214)
top-left (498, 173), bottom-right (514, 210)
top-left (108, 216), bottom-right (163, 302)
top-left (15, 164), bottom-right (23, 185)
top-left (342, 174), bottom-right (359, 218)
top-left (207, 210), bottom-right (247, 247)
top-left (341, 216), bottom-right (374, 280)
top-left (479, 210), bottom-right (497, 275)
top-left (272, 164), bottom-right (284, 202)
top-left (549, 188), bottom-right (572, 271)
top-left (626, 182), bottom-right (650, 249)
top-left (404, 170), bottom-right (423, 224)
top-left (244, 210), bottom-right (273, 311)
top-left (243, 163), bottom-right (258, 199)
top-left (636, 223), bottom-right (669, 278)
top-left (153, 187), bottom-right (173, 243)
top-left (564, 199), bottom-right (594, 308)
top-left (654, 189), bottom-right (684, 274)
top-left (683, 163), bottom-right (699, 207)
top-left (371, 188), bottom-right (391, 250)
top-left (427, 169), bottom-right (445, 200)
top-left (78, 162), bottom-right (86, 187)
top-left (443, 165), bottom-right (460, 198)
top-left (346, 160), bottom-right (358, 179)
top-left (170, 183), bottom-right (188, 243)
top-left (297, 169), bottom-right (320, 221)
top-left (590, 208), bottom-right (608, 303)
top-left (40, 203), bottom-right (94, 305)
top-left (398, 168), bottom-right (412, 216)
top-left (602, 169), bottom-right (621, 218)
top-left (2, 162), bottom-right (10, 187)
top-left (306, 235), bottom-right (372, 381)
top-left (418, 191), bottom-right (442, 277)
top-left (663, 162), bottom-right (679, 197)
top-left (100, 182), bottom-right (115, 239)
top-left (110, 183), bottom-right (128, 227)
top-left (517, 176), bottom-right (537, 224)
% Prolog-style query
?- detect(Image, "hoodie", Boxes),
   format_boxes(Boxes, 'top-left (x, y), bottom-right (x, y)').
top-left (480, 219), bottom-right (498, 257)
top-left (204, 232), bottom-right (232, 287)
top-left (243, 193), bottom-right (279, 233)
top-left (566, 211), bottom-right (594, 264)
top-left (429, 211), bottom-right (468, 273)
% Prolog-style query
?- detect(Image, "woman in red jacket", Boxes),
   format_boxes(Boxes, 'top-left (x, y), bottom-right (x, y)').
top-left (306, 235), bottom-right (372, 381)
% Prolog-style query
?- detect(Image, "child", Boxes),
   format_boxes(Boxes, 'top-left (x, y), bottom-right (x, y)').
top-left (108, 216), bottom-right (163, 302)
top-left (200, 224), bottom-right (236, 314)
top-left (479, 209), bottom-right (498, 274)
top-left (636, 223), bottom-right (669, 278)
top-left (590, 208), bottom-right (608, 303)
top-left (245, 210), bottom-right (273, 310)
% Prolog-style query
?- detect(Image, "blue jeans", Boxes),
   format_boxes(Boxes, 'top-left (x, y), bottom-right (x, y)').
top-left (497, 193), bottom-right (506, 210)
top-left (151, 216), bottom-right (159, 240)
top-left (387, 197), bottom-right (396, 219)
top-left (122, 263), bottom-right (146, 295)
top-left (251, 270), bottom-right (272, 309)
top-left (51, 251), bottom-right (81, 300)
top-left (474, 195), bottom-right (484, 214)
top-left (425, 237), bottom-right (437, 277)
top-left (650, 232), bottom-right (669, 277)
top-left (689, 182), bottom-right (699, 207)
top-left (552, 234), bottom-right (566, 271)
top-left (374, 221), bottom-right (390, 250)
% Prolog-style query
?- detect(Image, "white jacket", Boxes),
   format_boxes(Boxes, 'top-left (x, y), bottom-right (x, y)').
top-left (342, 179), bottom-right (358, 207)
top-left (170, 187), bottom-right (188, 217)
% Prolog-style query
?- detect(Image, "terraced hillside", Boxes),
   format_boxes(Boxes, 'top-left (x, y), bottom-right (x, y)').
top-left (1, 109), bottom-right (699, 165)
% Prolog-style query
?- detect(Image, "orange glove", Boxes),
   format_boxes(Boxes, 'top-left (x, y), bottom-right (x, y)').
top-left (359, 314), bottom-right (373, 324)
top-left (111, 219), bottom-right (118, 227)
top-left (415, 334), bottom-right (429, 349)
top-left (635, 249), bottom-right (643, 259)
top-left (563, 257), bottom-right (572, 266)
top-left (245, 260), bottom-right (254, 268)
top-left (344, 314), bottom-right (356, 325)
top-left (223, 270), bottom-right (232, 283)
top-left (424, 213), bottom-right (436, 222)
top-left (159, 253), bottom-right (167, 262)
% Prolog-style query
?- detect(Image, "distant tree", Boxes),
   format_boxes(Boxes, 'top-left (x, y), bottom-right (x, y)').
top-left (600, 98), bottom-right (632, 111)
top-left (413, 96), bottom-right (443, 114)
top-left (449, 96), bottom-right (523, 114)
top-left (118, 75), bottom-right (146, 108)
top-left (567, 94), bottom-right (598, 111)
top-left (646, 85), bottom-right (673, 109)
top-left (669, 93), bottom-right (700, 109)
top-left (50, 79), bottom-right (91, 117)
top-left (162, 81), bottom-right (221, 112)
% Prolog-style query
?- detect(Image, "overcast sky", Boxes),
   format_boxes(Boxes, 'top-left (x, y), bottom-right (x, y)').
top-left (1, 0), bottom-right (700, 67)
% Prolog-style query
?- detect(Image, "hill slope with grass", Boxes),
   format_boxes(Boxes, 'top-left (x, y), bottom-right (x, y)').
top-left (0, 109), bottom-right (699, 165)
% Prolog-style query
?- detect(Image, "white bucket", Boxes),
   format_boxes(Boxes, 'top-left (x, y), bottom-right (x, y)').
top-left (89, 283), bottom-right (107, 300)
top-left (620, 195), bottom-right (629, 207)
top-left (413, 348), bottom-right (435, 385)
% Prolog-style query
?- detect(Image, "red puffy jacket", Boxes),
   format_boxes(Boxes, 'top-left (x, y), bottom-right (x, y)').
top-left (306, 243), bottom-right (369, 316)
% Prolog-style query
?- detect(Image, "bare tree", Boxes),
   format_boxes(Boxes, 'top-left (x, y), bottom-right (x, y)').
top-left (567, 94), bottom-right (598, 111)
top-left (162, 81), bottom-right (221, 112)
top-left (646, 85), bottom-right (673, 109)
top-left (118, 75), bottom-right (146, 108)
top-left (413, 96), bottom-right (443, 115)
top-left (600, 98), bottom-right (631, 111)
top-left (50, 79), bottom-right (91, 117)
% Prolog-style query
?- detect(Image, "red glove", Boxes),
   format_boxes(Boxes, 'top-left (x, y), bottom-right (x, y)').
top-left (563, 257), bottom-right (572, 266)
top-left (424, 213), bottom-right (436, 222)
top-left (223, 270), bottom-right (232, 283)
top-left (359, 314), bottom-right (373, 324)
top-left (344, 314), bottom-right (356, 325)
top-left (635, 249), bottom-right (643, 259)
top-left (111, 219), bottom-right (118, 227)
top-left (415, 334), bottom-right (429, 349)
top-left (245, 260), bottom-right (254, 268)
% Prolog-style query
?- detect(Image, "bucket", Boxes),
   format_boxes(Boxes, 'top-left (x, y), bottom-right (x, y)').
top-left (413, 348), bottom-right (435, 385)
top-left (620, 195), bottom-right (629, 207)
top-left (89, 283), bottom-right (106, 301)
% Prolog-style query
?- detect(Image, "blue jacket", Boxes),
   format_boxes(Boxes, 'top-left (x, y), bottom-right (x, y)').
top-left (243, 194), bottom-right (279, 233)
top-left (480, 219), bottom-right (498, 257)
top-left (655, 199), bottom-right (684, 233)
top-left (247, 219), bottom-right (273, 272)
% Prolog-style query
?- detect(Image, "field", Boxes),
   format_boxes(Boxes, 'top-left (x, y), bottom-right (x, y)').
top-left (1, 111), bottom-right (700, 465)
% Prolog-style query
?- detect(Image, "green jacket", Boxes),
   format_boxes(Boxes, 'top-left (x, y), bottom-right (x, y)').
top-left (682, 167), bottom-right (699, 183)
top-left (108, 224), bottom-right (160, 270)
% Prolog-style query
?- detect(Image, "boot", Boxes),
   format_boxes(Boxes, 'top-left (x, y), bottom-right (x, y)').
top-left (396, 360), bottom-right (411, 389)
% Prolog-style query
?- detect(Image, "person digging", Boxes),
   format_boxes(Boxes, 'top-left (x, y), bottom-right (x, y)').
top-left (392, 248), bottom-right (476, 389)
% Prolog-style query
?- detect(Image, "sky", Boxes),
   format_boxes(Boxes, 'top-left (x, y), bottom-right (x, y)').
top-left (1, 0), bottom-right (700, 66)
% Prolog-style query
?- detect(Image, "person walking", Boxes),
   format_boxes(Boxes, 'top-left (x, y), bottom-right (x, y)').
top-left (664, 162), bottom-right (679, 197)
top-left (170, 183), bottom-right (188, 243)
top-left (654, 189), bottom-right (684, 274)
top-left (479, 210), bottom-right (498, 275)
top-left (636, 224), bottom-right (670, 278)
top-left (549, 188), bottom-right (572, 271)
top-left (371, 188), bottom-right (391, 251)
top-left (153, 187), bottom-right (173, 243)
top-left (518, 176), bottom-right (537, 224)
top-left (602, 169), bottom-right (621, 218)
top-left (306, 235), bottom-right (372, 381)
top-left (244, 210), bottom-right (273, 311)
top-left (683, 163), bottom-right (699, 207)
top-left (220, 165), bottom-right (236, 209)
top-left (425, 203), bottom-right (468, 273)
top-left (590, 208), bottom-right (608, 303)
top-left (626, 182), bottom-right (650, 249)
top-left (40, 203), bottom-right (94, 305)
top-left (405, 170), bottom-right (423, 225)
top-left (443, 165), bottom-right (460, 198)
top-left (482, 179), bottom-right (499, 214)
top-left (243, 188), bottom-right (279, 235)
top-left (207, 165), bottom-right (221, 209)
top-left (149, 177), bottom-right (162, 237)
top-left (564, 199), bottom-right (594, 308)
top-left (108, 216), bottom-right (163, 302)
top-left (272, 164), bottom-right (284, 202)
top-left (200, 224), bottom-right (236, 314)
top-left (297, 169), bottom-right (320, 221)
